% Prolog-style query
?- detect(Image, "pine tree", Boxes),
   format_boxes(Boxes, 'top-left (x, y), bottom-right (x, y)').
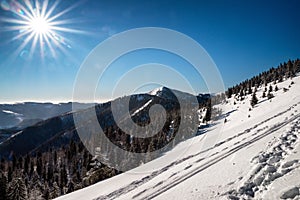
top-left (7, 177), bottom-right (27, 200)
top-left (275, 85), bottom-right (278, 92)
top-left (66, 180), bottom-right (75, 194)
top-left (7, 167), bottom-right (12, 183)
top-left (239, 89), bottom-right (245, 100)
top-left (42, 184), bottom-right (50, 200)
top-left (269, 85), bottom-right (273, 92)
top-left (24, 155), bottom-right (30, 175)
top-left (226, 88), bottom-right (233, 98)
top-left (248, 86), bottom-right (252, 94)
top-left (12, 156), bottom-right (17, 171)
top-left (50, 182), bottom-right (60, 199)
top-left (203, 99), bottom-right (211, 123)
top-left (251, 92), bottom-right (258, 107)
top-left (29, 170), bottom-right (43, 200)
top-left (0, 172), bottom-right (7, 200)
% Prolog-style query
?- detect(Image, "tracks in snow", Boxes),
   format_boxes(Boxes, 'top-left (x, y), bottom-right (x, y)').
top-left (140, 113), bottom-right (300, 200)
top-left (94, 103), bottom-right (300, 200)
top-left (225, 117), bottom-right (300, 199)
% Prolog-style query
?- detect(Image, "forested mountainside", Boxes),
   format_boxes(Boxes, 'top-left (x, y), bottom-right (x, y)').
top-left (0, 89), bottom-right (208, 199)
top-left (226, 59), bottom-right (300, 99)
top-left (0, 59), bottom-right (299, 200)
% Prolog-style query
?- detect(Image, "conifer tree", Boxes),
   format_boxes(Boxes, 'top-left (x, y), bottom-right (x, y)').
top-left (7, 177), bottom-right (27, 200)
top-left (203, 99), bottom-right (211, 123)
top-left (248, 86), bottom-right (252, 94)
top-left (269, 85), bottom-right (273, 92)
top-left (0, 172), bottom-right (7, 200)
top-left (226, 88), bottom-right (233, 98)
top-left (50, 182), bottom-right (60, 199)
top-left (251, 92), bottom-right (258, 107)
top-left (239, 89), bottom-right (244, 100)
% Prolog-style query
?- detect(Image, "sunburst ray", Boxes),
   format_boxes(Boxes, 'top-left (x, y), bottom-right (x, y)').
top-left (0, 0), bottom-right (86, 60)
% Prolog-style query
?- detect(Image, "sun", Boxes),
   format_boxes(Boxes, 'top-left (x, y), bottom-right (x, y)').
top-left (1, 0), bottom-right (84, 59)
top-left (28, 16), bottom-right (51, 35)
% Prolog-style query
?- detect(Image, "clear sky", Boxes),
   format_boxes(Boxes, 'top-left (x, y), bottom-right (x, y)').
top-left (0, 0), bottom-right (299, 103)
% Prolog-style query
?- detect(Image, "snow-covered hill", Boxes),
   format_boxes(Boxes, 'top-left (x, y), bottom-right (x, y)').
top-left (57, 76), bottom-right (300, 200)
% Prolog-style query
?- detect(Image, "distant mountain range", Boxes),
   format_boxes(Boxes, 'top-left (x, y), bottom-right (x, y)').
top-left (0, 87), bottom-right (210, 158)
top-left (0, 102), bottom-right (93, 130)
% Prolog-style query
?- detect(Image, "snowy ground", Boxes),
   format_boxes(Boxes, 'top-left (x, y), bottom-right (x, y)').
top-left (57, 76), bottom-right (300, 200)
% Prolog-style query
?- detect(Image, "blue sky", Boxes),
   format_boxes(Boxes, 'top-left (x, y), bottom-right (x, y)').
top-left (0, 0), bottom-right (299, 103)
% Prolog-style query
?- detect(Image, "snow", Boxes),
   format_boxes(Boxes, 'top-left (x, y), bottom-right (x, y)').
top-left (2, 109), bottom-right (23, 116)
top-left (131, 99), bottom-right (153, 116)
top-left (0, 131), bottom-right (23, 145)
top-left (2, 109), bottom-right (24, 123)
top-left (149, 87), bottom-right (164, 96)
top-left (56, 76), bottom-right (300, 200)
top-left (10, 131), bottom-right (22, 138)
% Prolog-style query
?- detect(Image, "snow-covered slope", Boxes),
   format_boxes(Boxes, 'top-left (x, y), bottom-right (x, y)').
top-left (57, 76), bottom-right (300, 200)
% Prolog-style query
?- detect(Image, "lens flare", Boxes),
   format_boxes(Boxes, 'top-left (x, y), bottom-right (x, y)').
top-left (0, 0), bottom-right (85, 59)
top-left (16, 8), bottom-right (24, 15)
top-left (1, 0), bottom-right (10, 11)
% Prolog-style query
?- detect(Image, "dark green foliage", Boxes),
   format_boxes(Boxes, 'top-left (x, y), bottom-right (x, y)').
top-left (0, 172), bottom-right (7, 200)
top-left (66, 181), bottom-right (75, 194)
top-left (269, 85), bottom-right (273, 92)
top-left (226, 88), bottom-right (233, 98)
top-left (250, 92), bottom-right (258, 107)
top-left (203, 99), bottom-right (212, 122)
top-left (7, 177), bottom-right (27, 200)
top-left (42, 184), bottom-right (50, 200)
top-left (226, 59), bottom-right (300, 98)
top-left (0, 96), bottom-right (201, 199)
top-left (248, 86), bottom-right (252, 94)
top-left (50, 182), bottom-right (60, 199)
top-left (0, 140), bottom-right (117, 199)
top-left (239, 89), bottom-right (245, 100)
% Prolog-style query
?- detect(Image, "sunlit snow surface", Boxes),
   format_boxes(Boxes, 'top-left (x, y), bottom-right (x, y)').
top-left (57, 76), bottom-right (300, 200)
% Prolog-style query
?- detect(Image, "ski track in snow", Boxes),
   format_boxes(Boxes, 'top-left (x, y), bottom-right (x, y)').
top-left (94, 102), bottom-right (300, 200)
top-left (139, 113), bottom-right (300, 200)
